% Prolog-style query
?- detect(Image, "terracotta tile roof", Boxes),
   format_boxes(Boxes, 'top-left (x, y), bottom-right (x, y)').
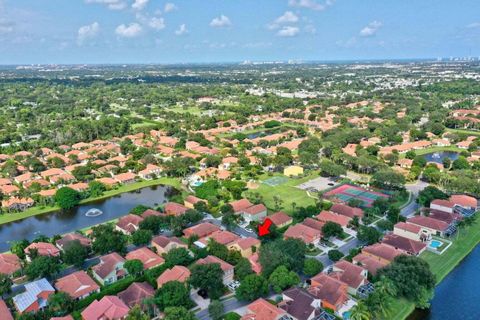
top-left (382, 234), bottom-right (427, 255)
top-left (113, 172), bottom-right (136, 183)
top-left (196, 255), bottom-right (234, 272)
top-left (431, 199), bottom-right (456, 209)
top-left (117, 282), bottom-right (155, 308)
top-left (141, 209), bottom-right (164, 219)
top-left (185, 195), bottom-right (204, 205)
top-left (55, 233), bottom-right (91, 249)
top-left (362, 243), bottom-right (404, 262)
top-left (243, 204), bottom-right (267, 216)
top-left (394, 222), bottom-right (421, 234)
top-left (331, 260), bottom-right (366, 289)
top-left (92, 252), bottom-right (126, 279)
top-left (234, 237), bottom-right (261, 250)
top-left (55, 271), bottom-right (100, 299)
top-left (25, 242), bottom-right (60, 258)
top-left (267, 211), bottom-right (292, 226)
top-left (407, 216), bottom-right (449, 231)
top-left (284, 224), bottom-right (321, 244)
top-left (164, 202), bottom-right (189, 216)
top-left (241, 298), bottom-right (287, 320)
top-left (202, 230), bottom-right (240, 246)
top-left (352, 253), bottom-right (388, 276)
top-left (183, 222), bottom-right (221, 238)
top-left (156, 265), bottom-right (191, 288)
top-left (330, 204), bottom-right (363, 218)
top-left (308, 274), bottom-right (348, 309)
top-left (81, 295), bottom-right (130, 320)
top-left (151, 235), bottom-right (185, 249)
top-left (248, 253), bottom-right (262, 274)
top-left (116, 214), bottom-right (144, 234)
top-left (449, 194), bottom-right (477, 209)
top-left (126, 247), bottom-right (164, 270)
top-left (302, 218), bottom-right (325, 231)
top-left (0, 253), bottom-right (21, 276)
top-left (230, 199), bottom-right (254, 213)
top-left (316, 211), bottom-right (351, 227)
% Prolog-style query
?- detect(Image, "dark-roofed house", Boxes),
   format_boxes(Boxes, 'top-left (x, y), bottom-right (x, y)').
top-left (183, 222), bottom-right (221, 238)
top-left (382, 234), bottom-right (427, 256)
top-left (330, 203), bottom-right (364, 219)
top-left (268, 211), bottom-right (293, 228)
top-left (55, 233), bottom-right (92, 251)
top-left (278, 287), bottom-right (322, 320)
top-left (115, 214), bottom-right (144, 235)
top-left (92, 252), bottom-right (127, 285)
top-left (125, 247), bottom-right (164, 270)
top-left (0, 299), bottom-right (13, 320)
top-left (309, 274), bottom-right (349, 312)
top-left (0, 253), bottom-right (21, 276)
top-left (55, 271), bottom-right (100, 300)
top-left (118, 282), bottom-right (155, 311)
top-left (13, 278), bottom-right (55, 314)
top-left (151, 235), bottom-right (188, 255)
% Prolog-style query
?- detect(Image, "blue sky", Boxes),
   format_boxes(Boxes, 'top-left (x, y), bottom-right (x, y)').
top-left (0, 0), bottom-right (479, 64)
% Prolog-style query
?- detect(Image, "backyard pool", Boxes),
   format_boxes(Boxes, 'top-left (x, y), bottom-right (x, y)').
top-left (428, 240), bottom-right (443, 249)
top-left (342, 311), bottom-right (351, 319)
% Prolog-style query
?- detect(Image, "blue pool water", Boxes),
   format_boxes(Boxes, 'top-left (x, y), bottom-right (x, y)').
top-left (342, 311), bottom-right (351, 319)
top-left (408, 245), bottom-right (480, 320)
top-left (191, 181), bottom-right (203, 187)
top-left (429, 240), bottom-right (442, 249)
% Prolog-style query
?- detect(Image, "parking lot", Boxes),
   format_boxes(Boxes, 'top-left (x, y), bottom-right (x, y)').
top-left (297, 176), bottom-right (339, 192)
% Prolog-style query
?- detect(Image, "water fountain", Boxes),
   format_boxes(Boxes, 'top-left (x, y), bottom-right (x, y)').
top-left (85, 208), bottom-right (103, 217)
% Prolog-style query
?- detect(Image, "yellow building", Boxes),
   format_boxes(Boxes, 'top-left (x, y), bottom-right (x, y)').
top-left (283, 165), bottom-right (304, 177)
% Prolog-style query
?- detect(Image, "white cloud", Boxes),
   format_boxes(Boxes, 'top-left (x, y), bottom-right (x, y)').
top-left (209, 15), bottom-right (232, 28)
top-left (277, 26), bottom-right (299, 37)
top-left (132, 0), bottom-right (148, 10)
top-left (77, 22), bottom-right (100, 44)
top-left (85, 0), bottom-right (127, 10)
top-left (148, 17), bottom-right (165, 30)
top-left (467, 22), bottom-right (480, 28)
top-left (164, 2), bottom-right (177, 13)
top-left (115, 23), bottom-right (142, 37)
top-left (175, 24), bottom-right (188, 35)
top-left (268, 11), bottom-right (299, 30)
top-left (0, 19), bottom-right (14, 34)
top-left (288, 0), bottom-right (335, 11)
top-left (359, 20), bottom-right (382, 37)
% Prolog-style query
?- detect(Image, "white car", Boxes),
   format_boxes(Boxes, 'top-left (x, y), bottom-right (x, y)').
top-left (227, 281), bottom-right (240, 291)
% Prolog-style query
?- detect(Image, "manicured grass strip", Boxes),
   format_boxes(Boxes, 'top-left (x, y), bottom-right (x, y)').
top-left (248, 172), bottom-right (318, 214)
top-left (413, 146), bottom-right (463, 156)
top-left (389, 220), bottom-right (480, 319)
top-left (0, 177), bottom-right (182, 225)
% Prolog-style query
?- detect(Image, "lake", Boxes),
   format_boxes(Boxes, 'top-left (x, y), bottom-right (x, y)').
top-left (408, 244), bottom-right (480, 320)
top-left (0, 185), bottom-right (176, 252)
top-left (423, 151), bottom-right (459, 164)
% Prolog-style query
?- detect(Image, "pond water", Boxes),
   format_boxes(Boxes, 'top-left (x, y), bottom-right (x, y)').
top-left (0, 185), bottom-right (176, 252)
top-left (423, 151), bottom-right (459, 164)
top-left (408, 244), bottom-right (480, 320)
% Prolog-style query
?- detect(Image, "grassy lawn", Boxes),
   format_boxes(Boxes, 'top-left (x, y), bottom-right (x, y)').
top-left (0, 177), bottom-right (182, 225)
top-left (413, 146), bottom-right (463, 156)
top-left (248, 172), bottom-right (318, 214)
top-left (446, 128), bottom-right (480, 136)
top-left (389, 219), bottom-right (480, 319)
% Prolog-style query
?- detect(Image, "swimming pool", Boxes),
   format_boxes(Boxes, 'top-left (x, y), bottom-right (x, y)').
top-left (342, 311), bottom-right (351, 319)
top-left (429, 240), bottom-right (442, 249)
top-left (191, 181), bottom-right (203, 187)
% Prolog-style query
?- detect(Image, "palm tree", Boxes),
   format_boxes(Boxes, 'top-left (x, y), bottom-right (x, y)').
top-left (349, 301), bottom-right (372, 320)
top-left (375, 276), bottom-right (397, 297)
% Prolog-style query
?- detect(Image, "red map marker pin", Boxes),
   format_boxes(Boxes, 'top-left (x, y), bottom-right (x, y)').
top-left (258, 218), bottom-right (272, 236)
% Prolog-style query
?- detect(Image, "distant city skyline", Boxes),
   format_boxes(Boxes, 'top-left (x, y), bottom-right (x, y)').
top-left (0, 0), bottom-right (479, 64)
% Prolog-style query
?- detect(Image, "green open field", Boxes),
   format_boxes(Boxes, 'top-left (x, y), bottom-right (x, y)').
top-left (0, 177), bottom-right (183, 225)
top-left (248, 172), bottom-right (318, 214)
top-left (446, 128), bottom-right (480, 136)
top-left (390, 218), bottom-right (480, 320)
